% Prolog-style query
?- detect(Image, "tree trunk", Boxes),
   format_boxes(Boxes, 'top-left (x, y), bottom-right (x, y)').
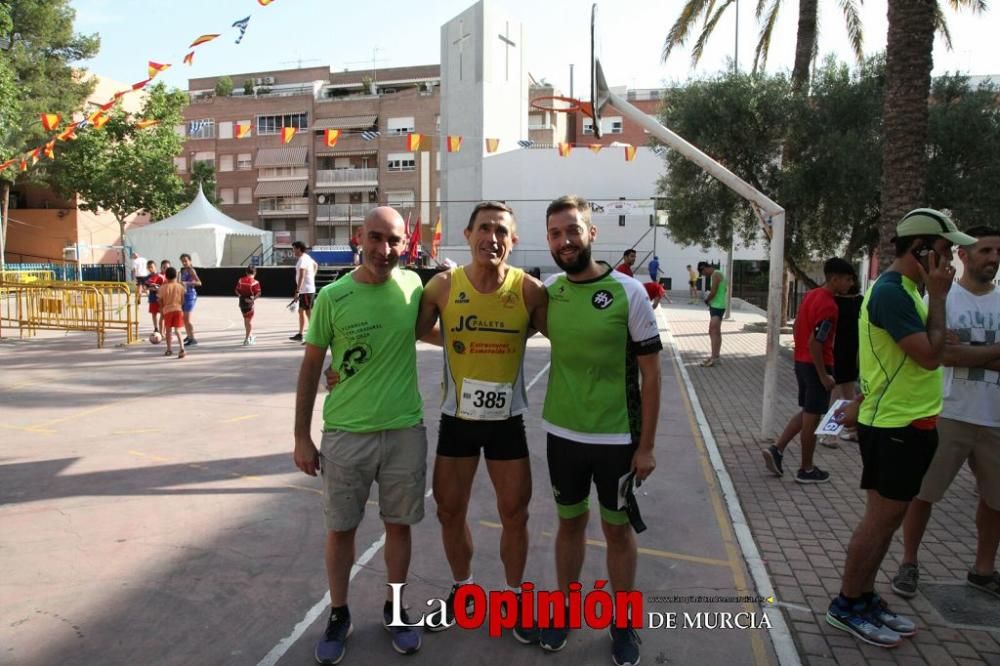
top-left (878, 0), bottom-right (936, 270)
top-left (118, 217), bottom-right (130, 285)
top-left (791, 0), bottom-right (819, 93)
top-left (1, 181), bottom-right (9, 270)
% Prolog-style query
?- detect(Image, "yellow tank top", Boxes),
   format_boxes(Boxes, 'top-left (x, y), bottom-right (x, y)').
top-left (440, 266), bottom-right (530, 420)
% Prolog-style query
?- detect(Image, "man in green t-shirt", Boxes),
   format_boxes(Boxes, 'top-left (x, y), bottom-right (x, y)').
top-left (696, 261), bottom-right (726, 367)
top-left (537, 195), bottom-right (662, 666)
top-left (825, 209), bottom-right (975, 649)
top-left (294, 207), bottom-right (427, 664)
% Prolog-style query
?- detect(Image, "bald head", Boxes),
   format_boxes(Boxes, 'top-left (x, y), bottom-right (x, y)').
top-left (359, 206), bottom-right (406, 281)
top-left (364, 206), bottom-right (404, 230)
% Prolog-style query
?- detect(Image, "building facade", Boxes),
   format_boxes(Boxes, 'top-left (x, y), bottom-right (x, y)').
top-left (180, 65), bottom-right (442, 262)
top-left (570, 87), bottom-right (664, 148)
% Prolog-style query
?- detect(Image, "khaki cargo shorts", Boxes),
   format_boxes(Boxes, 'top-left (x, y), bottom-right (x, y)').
top-left (319, 424), bottom-right (428, 532)
top-left (917, 417), bottom-right (1000, 510)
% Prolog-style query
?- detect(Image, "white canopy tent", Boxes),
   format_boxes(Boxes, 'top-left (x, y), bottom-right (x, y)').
top-left (128, 186), bottom-right (273, 267)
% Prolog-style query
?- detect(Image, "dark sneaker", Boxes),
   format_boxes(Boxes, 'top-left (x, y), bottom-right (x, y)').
top-left (868, 593), bottom-right (917, 637)
top-left (539, 626), bottom-right (569, 652)
top-left (425, 584), bottom-right (473, 633)
top-left (762, 445), bottom-right (784, 477)
top-left (315, 608), bottom-right (353, 665)
top-left (795, 467), bottom-right (830, 484)
top-left (504, 593), bottom-right (540, 644)
top-left (290, 333), bottom-right (304, 341)
top-left (609, 626), bottom-right (641, 666)
top-left (183, 336), bottom-right (192, 345)
top-left (967, 569), bottom-right (1000, 599)
top-left (383, 605), bottom-right (422, 655)
top-left (891, 563), bottom-right (919, 598)
top-left (185, 338), bottom-right (198, 347)
top-left (825, 597), bottom-right (901, 648)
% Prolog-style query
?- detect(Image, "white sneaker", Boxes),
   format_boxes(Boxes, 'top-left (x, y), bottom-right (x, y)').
top-left (248, 335), bottom-right (256, 345)
top-left (242, 337), bottom-right (250, 346)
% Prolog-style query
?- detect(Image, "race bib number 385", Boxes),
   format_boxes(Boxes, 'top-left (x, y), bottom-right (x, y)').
top-left (458, 378), bottom-right (513, 421)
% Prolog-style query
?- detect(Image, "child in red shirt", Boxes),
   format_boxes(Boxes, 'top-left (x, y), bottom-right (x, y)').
top-left (235, 266), bottom-right (262, 345)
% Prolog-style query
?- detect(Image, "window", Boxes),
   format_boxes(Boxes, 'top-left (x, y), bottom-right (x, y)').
top-left (188, 118), bottom-right (215, 139)
top-left (173, 157), bottom-right (186, 173)
top-left (218, 121), bottom-right (233, 140)
top-left (436, 151), bottom-right (440, 171)
top-left (529, 113), bottom-right (544, 128)
top-left (192, 151), bottom-right (215, 169)
top-left (238, 187), bottom-right (252, 204)
top-left (386, 190), bottom-right (415, 208)
top-left (219, 188), bottom-right (234, 205)
top-left (582, 116), bottom-right (623, 135)
top-left (387, 152), bottom-right (416, 172)
top-left (387, 116), bottom-right (415, 135)
top-left (219, 154), bottom-right (234, 172)
top-left (237, 153), bottom-right (252, 170)
top-left (174, 124), bottom-right (186, 138)
top-left (256, 112), bottom-right (308, 135)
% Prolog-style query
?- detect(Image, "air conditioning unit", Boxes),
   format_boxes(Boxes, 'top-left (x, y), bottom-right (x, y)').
top-left (254, 77), bottom-right (263, 85)
top-left (63, 246), bottom-right (78, 261)
top-left (317, 194), bottom-right (327, 204)
top-left (263, 76), bottom-right (275, 85)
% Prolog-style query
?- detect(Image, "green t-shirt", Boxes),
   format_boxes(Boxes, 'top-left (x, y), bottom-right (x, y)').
top-left (858, 271), bottom-right (942, 427)
top-left (709, 271), bottom-right (727, 308)
top-left (305, 268), bottom-right (424, 433)
top-left (543, 268), bottom-right (663, 444)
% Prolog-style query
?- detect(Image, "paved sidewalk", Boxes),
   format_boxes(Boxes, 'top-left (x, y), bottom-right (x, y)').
top-left (662, 302), bottom-right (1000, 666)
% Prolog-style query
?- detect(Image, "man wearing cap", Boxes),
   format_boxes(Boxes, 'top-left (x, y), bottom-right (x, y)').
top-left (826, 209), bottom-right (976, 648)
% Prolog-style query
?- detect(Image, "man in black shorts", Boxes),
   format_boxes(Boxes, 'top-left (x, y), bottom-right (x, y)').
top-left (763, 258), bottom-right (855, 483)
top-left (290, 240), bottom-right (318, 342)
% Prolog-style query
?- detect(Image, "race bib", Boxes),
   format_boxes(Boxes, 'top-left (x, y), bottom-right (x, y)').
top-left (458, 378), bottom-right (513, 421)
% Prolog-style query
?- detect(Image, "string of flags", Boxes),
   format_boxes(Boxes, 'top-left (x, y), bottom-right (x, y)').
top-left (1, 0), bottom-right (281, 176)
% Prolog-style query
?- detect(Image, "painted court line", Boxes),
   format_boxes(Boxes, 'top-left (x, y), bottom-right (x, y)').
top-left (256, 488), bottom-right (434, 666)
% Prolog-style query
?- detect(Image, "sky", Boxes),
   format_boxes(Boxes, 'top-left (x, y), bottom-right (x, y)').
top-left (69, 0), bottom-right (999, 95)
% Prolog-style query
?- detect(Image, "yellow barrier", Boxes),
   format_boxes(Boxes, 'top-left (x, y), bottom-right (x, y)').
top-left (0, 270), bottom-right (55, 284)
top-left (0, 280), bottom-right (139, 347)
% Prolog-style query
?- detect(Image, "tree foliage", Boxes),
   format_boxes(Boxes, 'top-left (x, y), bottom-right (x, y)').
top-left (185, 160), bottom-right (220, 204)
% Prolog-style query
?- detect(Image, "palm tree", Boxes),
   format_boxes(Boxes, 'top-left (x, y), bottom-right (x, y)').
top-left (878, 0), bottom-right (986, 267)
top-left (660, 0), bottom-right (864, 91)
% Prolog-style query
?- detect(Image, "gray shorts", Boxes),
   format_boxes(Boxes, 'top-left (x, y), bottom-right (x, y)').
top-left (319, 424), bottom-right (428, 532)
top-left (917, 417), bottom-right (1000, 510)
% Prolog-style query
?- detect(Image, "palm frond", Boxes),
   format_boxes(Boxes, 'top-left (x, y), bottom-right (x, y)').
top-left (837, 0), bottom-right (865, 65)
top-left (754, 0), bottom-right (769, 19)
top-left (935, 3), bottom-right (954, 51)
top-left (947, 0), bottom-right (987, 12)
top-left (692, 0), bottom-right (738, 66)
top-left (752, 0), bottom-right (783, 73)
top-left (662, 0), bottom-right (714, 63)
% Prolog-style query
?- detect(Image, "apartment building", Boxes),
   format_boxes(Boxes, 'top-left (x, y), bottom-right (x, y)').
top-left (180, 64), bottom-right (441, 260)
top-left (570, 87), bottom-right (664, 147)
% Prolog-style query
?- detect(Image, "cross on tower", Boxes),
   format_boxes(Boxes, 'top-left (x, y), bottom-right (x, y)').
top-left (453, 20), bottom-right (472, 81)
top-left (497, 21), bottom-right (517, 82)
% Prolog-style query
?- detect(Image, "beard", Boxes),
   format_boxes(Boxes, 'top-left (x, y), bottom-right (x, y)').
top-left (552, 243), bottom-right (592, 274)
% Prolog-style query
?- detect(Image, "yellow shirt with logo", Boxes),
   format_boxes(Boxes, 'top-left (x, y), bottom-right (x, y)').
top-left (440, 266), bottom-right (530, 420)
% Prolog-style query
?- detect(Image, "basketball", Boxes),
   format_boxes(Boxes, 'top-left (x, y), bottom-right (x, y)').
top-left (149, 331), bottom-right (162, 344)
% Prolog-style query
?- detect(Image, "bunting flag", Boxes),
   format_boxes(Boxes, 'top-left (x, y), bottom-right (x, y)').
top-left (113, 89), bottom-right (129, 100)
top-left (281, 126), bottom-right (296, 144)
top-left (407, 133), bottom-right (423, 151)
top-left (183, 51), bottom-right (195, 66)
top-left (20, 159), bottom-right (27, 171)
top-left (259, 0), bottom-right (276, 4)
top-left (485, 138), bottom-right (499, 153)
top-left (624, 145), bottom-right (637, 162)
top-left (232, 16), bottom-right (251, 44)
top-left (189, 34), bottom-right (220, 48)
top-left (132, 78), bottom-right (151, 91)
top-left (407, 216), bottom-right (423, 263)
top-left (43, 141), bottom-right (55, 160)
top-left (517, 140), bottom-right (534, 149)
top-left (147, 61), bottom-right (171, 79)
top-left (589, 144), bottom-right (603, 154)
top-left (91, 113), bottom-right (110, 130)
top-left (135, 119), bottom-right (159, 129)
top-left (324, 129), bottom-right (340, 147)
top-left (236, 122), bottom-right (252, 139)
top-left (447, 135), bottom-right (462, 153)
top-left (558, 142), bottom-right (571, 157)
top-left (431, 216), bottom-right (442, 259)
top-left (41, 114), bottom-right (62, 131)
top-left (30, 148), bottom-right (40, 165)
top-left (361, 130), bottom-right (380, 141)
top-left (57, 127), bottom-right (77, 141)
top-left (99, 99), bottom-right (117, 111)
top-left (0, 159), bottom-right (15, 172)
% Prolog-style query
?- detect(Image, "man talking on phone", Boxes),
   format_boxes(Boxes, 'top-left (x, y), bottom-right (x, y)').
top-left (825, 209), bottom-right (976, 648)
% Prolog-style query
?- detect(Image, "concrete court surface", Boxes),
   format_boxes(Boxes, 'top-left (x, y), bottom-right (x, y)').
top-left (0, 295), bottom-right (779, 666)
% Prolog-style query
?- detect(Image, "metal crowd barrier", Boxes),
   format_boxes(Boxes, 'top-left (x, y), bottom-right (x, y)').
top-left (0, 280), bottom-right (139, 348)
top-left (0, 270), bottom-right (56, 284)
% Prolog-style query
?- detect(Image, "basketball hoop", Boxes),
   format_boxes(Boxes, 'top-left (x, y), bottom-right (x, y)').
top-left (529, 95), bottom-right (596, 120)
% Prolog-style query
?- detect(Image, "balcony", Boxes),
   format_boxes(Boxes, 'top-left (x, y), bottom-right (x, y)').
top-left (259, 166), bottom-right (309, 181)
top-left (315, 168), bottom-right (378, 189)
top-left (316, 204), bottom-right (369, 222)
top-left (258, 197), bottom-right (309, 217)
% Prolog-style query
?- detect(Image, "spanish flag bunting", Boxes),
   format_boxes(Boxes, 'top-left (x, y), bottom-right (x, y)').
top-left (558, 142), bottom-right (571, 157)
top-left (183, 51), bottom-right (195, 66)
top-left (447, 135), bottom-right (462, 153)
top-left (589, 144), bottom-right (603, 153)
top-left (57, 127), bottom-right (77, 141)
top-left (258, 0), bottom-right (276, 5)
top-left (40, 114), bottom-right (61, 131)
top-left (132, 79), bottom-right (150, 91)
top-left (113, 89), bottom-right (129, 100)
top-left (0, 159), bottom-right (15, 171)
top-left (99, 99), bottom-right (117, 111)
top-left (91, 113), bottom-right (110, 130)
top-left (407, 133), bottom-right (423, 151)
top-left (281, 127), bottom-right (296, 144)
top-left (485, 138), bottom-right (499, 153)
top-left (135, 119), bottom-right (159, 130)
top-left (20, 159), bottom-right (27, 171)
top-left (624, 145), bottom-right (637, 162)
top-left (30, 148), bottom-right (40, 165)
top-left (43, 141), bottom-right (55, 160)
top-left (324, 129), bottom-right (340, 147)
top-left (431, 215), bottom-right (442, 259)
top-left (147, 61), bottom-right (171, 79)
top-left (236, 122), bottom-right (252, 139)
top-left (189, 34), bottom-right (220, 48)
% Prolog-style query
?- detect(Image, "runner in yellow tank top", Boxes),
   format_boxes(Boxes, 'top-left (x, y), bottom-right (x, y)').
top-left (416, 201), bottom-right (548, 642)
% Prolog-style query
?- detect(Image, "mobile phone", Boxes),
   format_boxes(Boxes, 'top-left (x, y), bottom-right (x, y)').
top-left (911, 245), bottom-right (931, 270)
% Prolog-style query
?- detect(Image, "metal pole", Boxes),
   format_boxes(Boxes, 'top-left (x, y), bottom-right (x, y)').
top-left (604, 89), bottom-right (785, 437)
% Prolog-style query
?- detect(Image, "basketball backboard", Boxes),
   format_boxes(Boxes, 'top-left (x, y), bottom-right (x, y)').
top-left (590, 3), bottom-right (610, 138)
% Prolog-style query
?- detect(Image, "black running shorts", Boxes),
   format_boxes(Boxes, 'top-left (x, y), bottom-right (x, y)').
top-left (794, 361), bottom-right (833, 415)
top-left (436, 413), bottom-right (528, 461)
top-left (546, 433), bottom-right (634, 521)
top-left (858, 423), bottom-right (938, 502)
